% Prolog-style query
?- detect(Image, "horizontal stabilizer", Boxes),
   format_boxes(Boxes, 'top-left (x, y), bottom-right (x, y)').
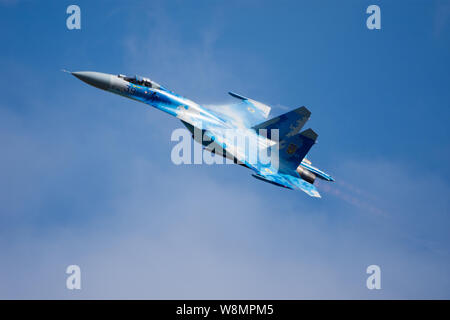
top-left (251, 174), bottom-right (291, 189)
top-left (283, 174), bottom-right (321, 197)
top-left (251, 172), bottom-right (321, 197)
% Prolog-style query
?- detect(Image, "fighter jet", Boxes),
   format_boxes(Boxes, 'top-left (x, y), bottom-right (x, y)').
top-left (69, 71), bottom-right (334, 197)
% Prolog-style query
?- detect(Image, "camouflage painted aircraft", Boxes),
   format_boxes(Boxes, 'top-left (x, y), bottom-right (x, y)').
top-left (69, 71), bottom-right (334, 197)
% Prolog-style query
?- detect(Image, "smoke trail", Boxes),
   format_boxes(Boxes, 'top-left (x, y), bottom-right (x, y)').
top-left (316, 179), bottom-right (388, 217)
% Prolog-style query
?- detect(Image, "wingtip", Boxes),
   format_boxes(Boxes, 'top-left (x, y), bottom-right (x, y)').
top-left (228, 91), bottom-right (248, 100)
top-left (309, 188), bottom-right (322, 198)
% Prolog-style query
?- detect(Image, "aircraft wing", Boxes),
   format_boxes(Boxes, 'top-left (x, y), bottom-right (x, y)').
top-left (252, 171), bottom-right (321, 198)
top-left (206, 92), bottom-right (271, 128)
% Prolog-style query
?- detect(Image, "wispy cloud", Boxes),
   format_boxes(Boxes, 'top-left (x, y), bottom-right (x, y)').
top-left (434, 0), bottom-right (450, 37)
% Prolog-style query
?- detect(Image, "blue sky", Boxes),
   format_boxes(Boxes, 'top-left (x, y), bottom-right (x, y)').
top-left (0, 0), bottom-right (449, 299)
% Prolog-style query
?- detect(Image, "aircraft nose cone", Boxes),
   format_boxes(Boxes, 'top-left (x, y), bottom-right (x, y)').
top-left (72, 71), bottom-right (111, 90)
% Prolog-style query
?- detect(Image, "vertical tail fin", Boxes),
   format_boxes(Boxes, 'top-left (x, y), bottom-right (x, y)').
top-left (277, 128), bottom-right (318, 175)
top-left (252, 106), bottom-right (311, 139)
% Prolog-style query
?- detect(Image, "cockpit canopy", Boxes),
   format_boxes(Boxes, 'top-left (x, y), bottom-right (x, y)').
top-left (118, 74), bottom-right (161, 89)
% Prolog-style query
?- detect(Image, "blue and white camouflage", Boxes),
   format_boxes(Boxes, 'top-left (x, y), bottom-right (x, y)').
top-left (70, 71), bottom-right (334, 198)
